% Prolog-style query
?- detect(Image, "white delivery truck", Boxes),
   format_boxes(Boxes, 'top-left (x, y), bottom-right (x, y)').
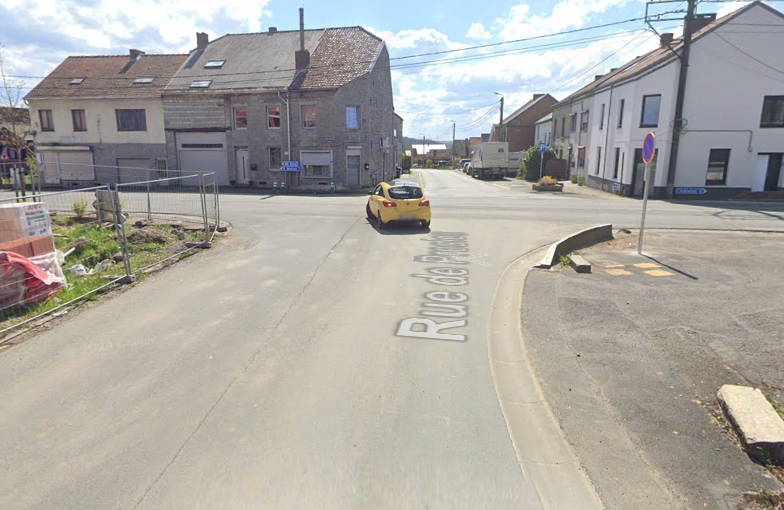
top-left (471, 142), bottom-right (508, 180)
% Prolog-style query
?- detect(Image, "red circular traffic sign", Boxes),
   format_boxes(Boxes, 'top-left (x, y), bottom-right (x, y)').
top-left (642, 132), bottom-right (655, 164)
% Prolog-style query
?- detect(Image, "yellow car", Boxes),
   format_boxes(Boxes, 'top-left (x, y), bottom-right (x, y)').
top-left (366, 181), bottom-right (431, 229)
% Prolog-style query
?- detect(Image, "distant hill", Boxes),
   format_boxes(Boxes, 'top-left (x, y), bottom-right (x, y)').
top-left (402, 136), bottom-right (451, 148)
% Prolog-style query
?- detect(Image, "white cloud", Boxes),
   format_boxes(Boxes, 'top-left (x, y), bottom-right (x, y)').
top-left (493, 0), bottom-right (631, 41)
top-left (466, 23), bottom-right (492, 40)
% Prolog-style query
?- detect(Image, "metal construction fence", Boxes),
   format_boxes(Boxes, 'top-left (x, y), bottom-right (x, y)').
top-left (0, 171), bottom-right (220, 337)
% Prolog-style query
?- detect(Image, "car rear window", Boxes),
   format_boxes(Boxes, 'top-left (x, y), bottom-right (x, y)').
top-left (387, 186), bottom-right (423, 199)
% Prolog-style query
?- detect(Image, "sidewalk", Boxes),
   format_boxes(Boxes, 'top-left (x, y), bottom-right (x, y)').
top-left (522, 230), bottom-right (784, 510)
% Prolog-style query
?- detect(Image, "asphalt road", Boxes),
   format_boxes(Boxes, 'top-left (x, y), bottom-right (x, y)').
top-left (1, 170), bottom-right (783, 509)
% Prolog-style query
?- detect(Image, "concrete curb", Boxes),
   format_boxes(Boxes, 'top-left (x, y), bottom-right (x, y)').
top-left (535, 224), bottom-right (613, 269)
top-left (717, 385), bottom-right (784, 464)
top-left (487, 247), bottom-right (604, 510)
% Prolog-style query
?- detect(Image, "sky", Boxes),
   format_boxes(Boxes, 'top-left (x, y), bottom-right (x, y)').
top-left (0, 0), bottom-right (780, 141)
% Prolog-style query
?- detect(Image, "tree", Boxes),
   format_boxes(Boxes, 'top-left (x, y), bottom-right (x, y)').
top-left (0, 45), bottom-right (33, 192)
top-left (402, 153), bottom-right (411, 171)
top-left (520, 146), bottom-right (556, 182)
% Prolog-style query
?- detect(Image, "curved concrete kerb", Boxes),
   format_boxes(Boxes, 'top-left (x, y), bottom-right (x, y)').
top-left (535, 224), bottom-right (613, 269)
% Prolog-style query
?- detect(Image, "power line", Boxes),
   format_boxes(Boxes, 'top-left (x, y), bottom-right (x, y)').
top-left (713, 31), bottom-right (784, 76)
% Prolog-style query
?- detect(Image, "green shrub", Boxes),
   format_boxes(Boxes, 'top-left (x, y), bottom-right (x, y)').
top-left (73, 199), bottom-right (88, 219)
top-left (578, 176), bottom-right (585, 187)
top-left (516, 161), bottom-right (527, 180)
top-left (571, 174), bottom-right (577, 184)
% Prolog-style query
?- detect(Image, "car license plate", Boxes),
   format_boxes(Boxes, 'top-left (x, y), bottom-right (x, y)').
top-left (400, 215), bottom-right (416, 221)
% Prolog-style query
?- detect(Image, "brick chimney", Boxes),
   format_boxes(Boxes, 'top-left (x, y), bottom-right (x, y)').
top-left (295, 8), bottom-right (310, 71)
top-left (129, 49), bottom-right (144, 60)
top-left (196, 32), bottom-right (209, 50)
top-left (660, 33), bottom-right (674, 48)
top-left (268, 27), bottom-right (277, 34)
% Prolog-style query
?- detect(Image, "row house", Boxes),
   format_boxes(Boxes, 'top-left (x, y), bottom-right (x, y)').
top-left (164, 17), bottom-right (395, 190)
top-left (555, 1), bottom-right (784, 198)
top-left (490, 93), bottom-right (557, 152)
top-left (26, 52), bottom-right (188, 185)
top-left (26, 9), bottom-right (396, 191)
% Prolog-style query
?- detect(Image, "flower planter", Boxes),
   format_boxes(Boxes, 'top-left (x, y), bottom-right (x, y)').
top-left (532, 183), bottom-right (563, 192)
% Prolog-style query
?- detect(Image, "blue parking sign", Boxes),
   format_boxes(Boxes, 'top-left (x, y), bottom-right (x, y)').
top-left (539, 142), bottom-right (547, 153)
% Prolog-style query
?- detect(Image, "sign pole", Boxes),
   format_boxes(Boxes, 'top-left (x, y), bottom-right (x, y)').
top-left (638, 132), bottom-right (655, 255)
top-left (638, 161), bottom-right (650, 254)
top-left (538, 142), bottom-right (546, 181)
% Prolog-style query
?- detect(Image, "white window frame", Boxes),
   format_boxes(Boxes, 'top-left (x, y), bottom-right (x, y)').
top-left (301, 105), bottom-right (317, 129)
top-left (346, 106), bottom-right (360, 130)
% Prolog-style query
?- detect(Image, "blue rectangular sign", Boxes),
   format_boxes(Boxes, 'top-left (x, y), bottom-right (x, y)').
top-left (674, 187), bottom-right (707, 196)
top-left (539, 142), bottom-right (547, 153)
top-left (282, 160), bottom-right (300, 172)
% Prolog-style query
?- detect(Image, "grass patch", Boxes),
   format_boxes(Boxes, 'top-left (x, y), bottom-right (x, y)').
top-left (1, 216), bottom-right (211, 333)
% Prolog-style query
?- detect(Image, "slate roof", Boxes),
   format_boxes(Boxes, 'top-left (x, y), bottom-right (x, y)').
top-left (501, 94), bottom-right (557, 124)
top-left (165, 29), bottom-right (325, 92)
top-left (293, 27), bottom-right (383, 90)
top-left (26, 54), bottom-right (189, 99)
top-left (535, 112), bottom-right (553, 124)
top-left (165, 26), bottom-right (384, 93)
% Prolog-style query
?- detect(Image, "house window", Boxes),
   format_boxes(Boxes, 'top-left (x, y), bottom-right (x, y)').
top-left (72, 109), bottom-right (87, 132)
top-left (600, 103), bottom-right (605, 130)
top-left (69, 77), bottom-right (85, 85)
top-left (266, 106), bottom-right (281, 128)
top-left (577, 147), bottom-right (586, 168)
top-left (234, 107), bottom-right (248, 129)
top-left (346, 106), bottom-right (360, 129)
top-left (39, 110), bottom-right (54, 131)
top-left (155, 158), bottom-right (168, 178)
top-left (760, 96), bottom-right (784, 128)
top-left (552, 119), bottom-right (557, 138)
top-left (596, 146), bottom-right (602, 175)
top-left (301, 150), bottom-right (331, 177)
top-left (613, 147), bottom-right (621, 179)
top-left (133, 75), bottom-right (156, 84)
top-left (580, 111), bottom-right (589, 131)
top-left (204, 60), bottom-right (226, 69)
top-left (115, 109), bottom-right (147, 131)
top-left (301, 105), bottom-right (316, 128)
top-left (269, 147), bottom-right (282, 169)
top-left (570, 114), bottom-right (577, 132)
top-left (641, 94), bottom-right (661, 127)
top-left (561, 118), bottom-right (565, 137)
top-left (618, 99), bottom-right (625, 128)
top-left (189, 80), bottom-right (212, 88)
top-left (706, 148), bottom-right (730, 185)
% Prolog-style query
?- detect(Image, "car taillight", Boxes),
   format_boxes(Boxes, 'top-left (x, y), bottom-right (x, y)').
top-left (382, 200), bottom-right (397, 208)
top-left (418, 199), bottom-right (430, 207)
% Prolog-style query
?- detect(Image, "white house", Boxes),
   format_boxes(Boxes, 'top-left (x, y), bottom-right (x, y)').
top-left (26, 52), bottom-right (188, 185)
top-left (534, 113), bottom-right (553, 146)
top-left (571, 1), bottom-right (784, 198)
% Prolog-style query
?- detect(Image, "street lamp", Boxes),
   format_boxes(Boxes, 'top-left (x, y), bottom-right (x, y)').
top-left (493, 92), bottom-right (505, 142)
top-left (420, 133), bottom-right (426, 167)
top-left (450, 120), bottom-right (456, 163)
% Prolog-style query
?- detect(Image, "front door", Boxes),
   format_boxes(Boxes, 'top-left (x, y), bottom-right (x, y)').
top-left (235, 148), bottom-right (250, 185)
top-left (765, 153), bottom-right (783, 191)
top-left (347, 154), bottom-right (360, 187)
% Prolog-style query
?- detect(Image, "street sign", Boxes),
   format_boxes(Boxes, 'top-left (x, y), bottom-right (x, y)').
top-left (642, 132), bottom-right (655, 164)
top-left (539, 142), bottom-right (547, 153)
top-left (674, 187), bottom-right (707, 196)
top-left (371, 172), bottom-right (378, 178)
top-left (281, 161), bottom-right (300, 172)
top-left (638, 132), bottom-right (656, 254)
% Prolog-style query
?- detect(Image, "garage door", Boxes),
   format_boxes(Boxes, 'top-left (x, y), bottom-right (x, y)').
top-left (38, 149), bottom-right (95, 183)
top-left (116, 158), bottom-right (151, 184)
top-left (176, 132), bottom-right (229, 186)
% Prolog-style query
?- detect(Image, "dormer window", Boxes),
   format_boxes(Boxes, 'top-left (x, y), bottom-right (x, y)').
top-left (190, 80), bottom-right (212, 88)
top-left (133, 75), bottom-right (156, 84)
top-left (70, 77), bottom-right (86, 85)
top-left (204, 60), bottom-right (225, 69)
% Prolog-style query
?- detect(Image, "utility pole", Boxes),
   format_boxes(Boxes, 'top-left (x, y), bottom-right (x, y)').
top-left (665, 0), bottom-right (696, 198)
top-left (499, 97), bottom-right (504, 141)
top-left (422, 134), bottom-right (426, 166)
top-left (451, 120), bottom-right (456, 164)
